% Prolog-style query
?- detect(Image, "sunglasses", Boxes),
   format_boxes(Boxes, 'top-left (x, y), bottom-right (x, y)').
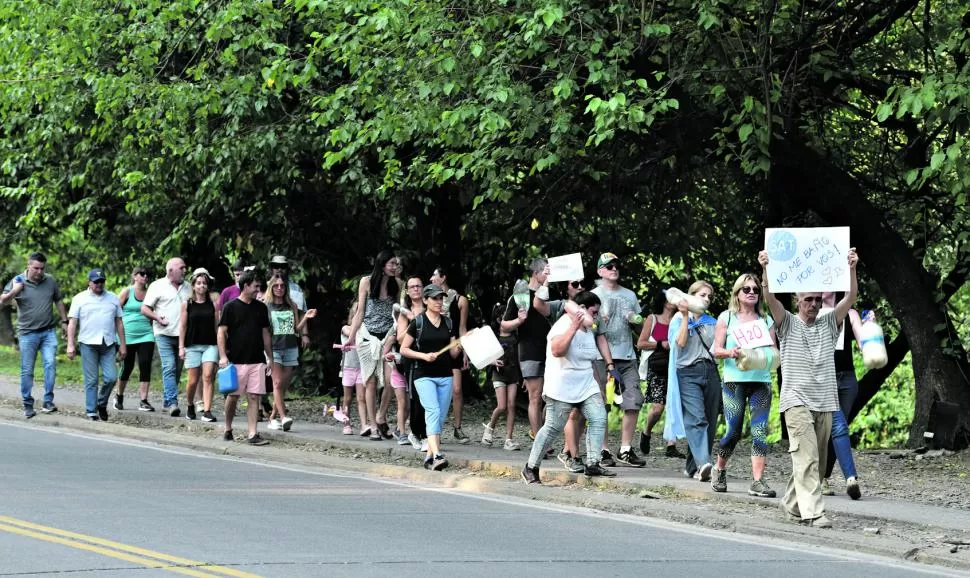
top-left (134, 271), bottom-right (147, 276)
top-left (802, 296), bottom-right (823, 304)
top-left (407, 284), bottom-right (422, 290)
top-left (602, 263), bottom-right (618, 271)
top-left (739, 286), bottom-right (760, 295)
top-left (569, 281), bottom-right (583, 289)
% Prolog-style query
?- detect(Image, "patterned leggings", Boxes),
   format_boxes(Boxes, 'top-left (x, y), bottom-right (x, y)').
top-left (717, 381), bottom-right (771, 458)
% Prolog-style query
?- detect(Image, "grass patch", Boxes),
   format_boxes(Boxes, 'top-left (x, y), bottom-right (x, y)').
top-left (0, 345), bottom-right (163, 388)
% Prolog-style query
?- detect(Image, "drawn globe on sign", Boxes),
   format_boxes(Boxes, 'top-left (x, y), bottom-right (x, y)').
top-left (767, 230), bottom-right (797, 262)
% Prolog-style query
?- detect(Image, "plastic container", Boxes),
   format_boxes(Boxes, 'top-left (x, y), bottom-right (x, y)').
top-left (860, 320), bottom-right (888, 369)
top-left (626, 311), bottom-right (644, 325)
top-left (460, 326), bottom-right (505, 370)
top-left (665, 288), bottom-right (707, 314)
top-left (217, 364), bottom-right (238, 394)
top-left (736, 347), bottom-right (780, 372)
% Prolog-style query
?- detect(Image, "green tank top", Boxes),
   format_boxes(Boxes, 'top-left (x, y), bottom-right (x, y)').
top-left (122, 286), bottom-right (154, 344)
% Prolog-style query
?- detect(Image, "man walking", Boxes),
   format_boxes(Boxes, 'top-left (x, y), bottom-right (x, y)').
top-left (66, 269), bottom-right (126, 421)
top-left (218, 270), bottom-right (273, 445)
top-left (141, 257), bottom-right (190, 416)
top-left (760, 247), bottom-right (859, 529)
top-left (591, 252), bottom-right (647, 467)
top-left (1, 252), bottom-right (67, 418)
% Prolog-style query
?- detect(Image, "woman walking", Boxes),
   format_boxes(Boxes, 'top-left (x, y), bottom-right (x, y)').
top-left (178, 268), bottom-right (220, 421)
top-left (400, 284), bottom-right (462, 470)
top-left (265, 274), bottom-right (316, 431)
top-left (711, 274), bottom-right (777, 497)
top-left (115, 266), bottom-right (156, 412)
top-left (636, 292), bottom-right (686, 458)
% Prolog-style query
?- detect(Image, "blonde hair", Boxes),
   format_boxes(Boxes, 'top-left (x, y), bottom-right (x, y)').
top-left (688, 280), bottom-right (714, 296)
top-left (728, 273), bottom-right (765, 315)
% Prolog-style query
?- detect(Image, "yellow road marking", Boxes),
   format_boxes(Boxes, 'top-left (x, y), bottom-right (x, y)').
top-left (0, 516), bottom-right (263, 578)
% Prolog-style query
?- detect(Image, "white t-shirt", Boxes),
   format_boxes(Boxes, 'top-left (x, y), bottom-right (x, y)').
top-left (143, 278), bottom-right (190, 337)
top-left (591, 284), bottom-right (641, 361)
top-left (68, 290), bottom-right (123, 346)
top-left (543, 316), bottom-right (600, 403)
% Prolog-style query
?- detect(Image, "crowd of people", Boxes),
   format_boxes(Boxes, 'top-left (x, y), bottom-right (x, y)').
top-left (3, 245), bottom-right (866, 527)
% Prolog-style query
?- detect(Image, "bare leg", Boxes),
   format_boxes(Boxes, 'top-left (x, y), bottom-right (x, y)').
top-left (272, 364), bottom-right (293, 420)
top-left (525, 377), bottom-right (544, 436)
top-left (564, 408), bottom-right (582, 457)
top-left (487, 387), bottom-right (507, 430)
top-left (505, 384), bottom-right (518, 440)
top-left (394, 387), bottom-right (408, 433)
top-left (451, 369), bottom-right (463, 429)
top-left (377, 380), bottom-right (393, 425)
top-left (621, 409), bottom-right (637, 447)
top-left (246, 393), bottom-right (260, 438)
top-left (355, 382), bottom-right (367, 428)
top-left (185, 367), bottom-right (201, 408)
top-left (201, 363), bottom-right (216, 412)
top-left (139, 381), bottom-right (150, 402)
top-left (752, 455), bottom-right (767, 480)
top-left (224, 395), bottom-right (239, 433)
top-left (364, 377), bottom-right (378, 432)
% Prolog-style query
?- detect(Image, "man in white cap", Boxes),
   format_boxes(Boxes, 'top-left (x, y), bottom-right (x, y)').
top-left (141, 257), bottom-right (190, 416)
top-left (66, 268), bottom-right (126, 421)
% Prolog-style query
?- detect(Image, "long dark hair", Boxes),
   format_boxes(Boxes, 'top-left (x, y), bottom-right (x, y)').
top-left (368, 250), bottom-right (400, 300)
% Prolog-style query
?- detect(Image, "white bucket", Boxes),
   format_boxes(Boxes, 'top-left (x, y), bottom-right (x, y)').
top-left (460, 326), bottom-right (505, 370)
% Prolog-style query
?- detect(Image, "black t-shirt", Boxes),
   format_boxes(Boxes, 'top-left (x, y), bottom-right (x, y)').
top-left (219, 298), bottom-right (270, 364)
top-left (406, 313), bottom-right (454, 379)
top-left (502, 290), bottom-right (551, 362)
top-left (833, 320), bottom-right (855, 372)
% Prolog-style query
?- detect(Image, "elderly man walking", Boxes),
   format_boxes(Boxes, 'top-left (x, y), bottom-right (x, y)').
top-left (1, 252), bottom-right (68, 418)
top-left (141, 257), bottom-right (190, 416)
top-left (66, 269), bottom-right (126, 421)
top-left (759, 247), bottom-right (859, 529)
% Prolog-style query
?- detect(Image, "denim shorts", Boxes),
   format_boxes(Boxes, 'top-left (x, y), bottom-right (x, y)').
top-left (185, 344), bottom-right (218, 369)
top-left (272, 347), bottom-right (299, 367)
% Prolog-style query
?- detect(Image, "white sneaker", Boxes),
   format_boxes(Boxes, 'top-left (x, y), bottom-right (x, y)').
top-left (268, 419), bottom-right (282, 430)
top-left (420, 440), bottom-right (429, 452)
top-left (408, 433), bottom-right (422, 450)
top-left (281, 416), bottom-right (293, 431)
top-left (481, 423), bottom-right (494, 446)
top-left (503, 439), bottom-right (520, 451)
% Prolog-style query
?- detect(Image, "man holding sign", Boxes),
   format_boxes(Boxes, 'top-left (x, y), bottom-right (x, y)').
top-left (759, 244), bottom-right (859, 529)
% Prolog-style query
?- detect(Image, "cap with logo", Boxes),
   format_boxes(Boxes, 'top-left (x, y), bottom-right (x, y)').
top-left (597, 252), bottom-right (619, 268)
top-left (87, 269), bottom-right (106, 282)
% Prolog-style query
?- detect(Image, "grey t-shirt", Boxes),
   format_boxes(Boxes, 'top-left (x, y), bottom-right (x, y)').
top-left (776, 310), bottom-right (840, 413)
top-left (592, 284), bottom-right (641, 361)
top-left (3, 274), bottom-right (62, 333)
top-left (669, 313), bottom-right (716, 368)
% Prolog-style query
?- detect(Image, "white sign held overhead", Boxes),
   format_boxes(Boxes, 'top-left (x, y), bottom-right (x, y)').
top-left (764, 227), bottom-right (850, 293)
top-left (547, 253), bottom-right (584, 283)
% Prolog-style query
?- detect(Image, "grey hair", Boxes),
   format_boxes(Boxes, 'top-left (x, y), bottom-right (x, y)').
top-left (529, 258), bottom-right (548, 275)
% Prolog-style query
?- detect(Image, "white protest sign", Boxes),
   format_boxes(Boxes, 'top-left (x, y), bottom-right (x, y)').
top-left (764, 227), bottom-right (850, 293)
top-left (547, 253), bottom-right (584, 283)
top-left (731, 319), bottom-right (773, 349)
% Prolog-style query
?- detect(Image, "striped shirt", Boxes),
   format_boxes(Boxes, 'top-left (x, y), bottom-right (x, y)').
top-left (776, 310), bottom-right (840, 413)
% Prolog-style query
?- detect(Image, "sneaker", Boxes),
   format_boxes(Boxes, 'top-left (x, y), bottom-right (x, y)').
top-left (665, 445), bottom-right (687, 459)
top-left (617, 449), bottom-right (646, 467)
top-left (420, 439), bottom-right (429, 452)
top-left (42, 402), bottom-right (58, 414)
top-left (97, 405), bottom-right (109, 422)
top-left (557, 449), bottom-right (572, 469)
top-left (408, 433), bottom-right (422, 449)
top-left (268, 419), bottom-right (282, 430)
top-left (453, 427), bottom-right (470, 444)
top-left (780, 501), bottom-right (800, 523)
top-left (698, 462), bottom-right (713, 482)
top-left (481, 423), bottom-right (494, 446)
top-left (342, 424), bottom-right (354, 435)
top-left (186, 404), bottom-right (197, 420)
top-left (359, 426), bottom-right (372, 437)
top-left (639, 433), bottom-right (651, 455)
top-left (396, 431), bottom-right (410, 445)
top-left (521, 465), bottom-right (540, 484)
top-left (711, 466), bottom-right (727, 492)
top-left (87, 413), bottom-right (100, 421)
top-left (201, 411), bottom-right (217, 423)
top-left (432, 455), bottom-right (449, 471)
top-left (503, 439), bottom-right (521, 451)
top-left (423, 455), bottom-right (433, 470)
top-left (570, 456), bottom-right (586, 473)
top-left (821, 478), bottom-right (835, 496)
top-left (846, 477), bottom-right (862, 500)
top-left (247, 433), bottom-right (269, 446)
top-left (600, 449), bottom-right (616, 467)
top-left (810, 515), bottom-right (833, 528)
top-left (113, 394), bottom-right (124, 411)
top-left (584, 463), bottom-right (616, 477)
top-left (749, 478), bottom-right (777, 498)
top-left (139, 400), bottom-right (155, 412)
top-left (377, 422), bottom-right (393, 439)
top-left (24, 408), bottom-right (36, 419)
top-left (223, 429), bottom-right (234, 441)
top-left (370, 429), bottom-right (382, 440)
top-left (281, 416), bottom-right (293, 432)
top-left (169, 406), bottom-right (181, 418)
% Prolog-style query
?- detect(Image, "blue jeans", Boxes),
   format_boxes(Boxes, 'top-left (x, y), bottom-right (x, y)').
top-left (414, 376), bottom-right (453, 436)
top-left (677, 361), bottom-right (722, 475)
top-left (19, 328), bottom-right (58, 410)
top-left (80, 343), bottom-right (118, 414)
top-left (528, 393), bottom-right (607, 469)
top-left (155, 335), bottom-right (182, 407)
top-left (825, 371), bottom-right (859, 479)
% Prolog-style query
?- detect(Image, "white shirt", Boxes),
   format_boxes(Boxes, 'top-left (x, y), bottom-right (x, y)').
top-left (543, 316), bottom-right (600, 403)
top-left (68, 290), bottom-right (123, 346)
top-left (143, 278), bottom-right (190, 337)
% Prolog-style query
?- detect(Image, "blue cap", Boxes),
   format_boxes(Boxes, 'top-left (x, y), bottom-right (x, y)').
top-left (88, 269), bottom-right (106, 282)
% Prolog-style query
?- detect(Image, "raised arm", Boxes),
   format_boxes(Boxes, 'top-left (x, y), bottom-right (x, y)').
top-left (833, 248), bottom-right (859, 326)
top-left (758, 250), bottom-right (787, 325)
top-left (674, 302), bottom-right (690, 349)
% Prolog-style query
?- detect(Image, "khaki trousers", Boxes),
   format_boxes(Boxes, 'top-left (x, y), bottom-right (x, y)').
top-left (782, 406), bottom-right (832, 521)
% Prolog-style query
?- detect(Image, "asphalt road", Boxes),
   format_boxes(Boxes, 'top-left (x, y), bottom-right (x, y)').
top-left (0, 422), bottom-right (960, 578)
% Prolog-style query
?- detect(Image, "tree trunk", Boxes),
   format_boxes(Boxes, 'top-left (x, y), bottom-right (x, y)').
top-left (772, 139), bottom-right (970, 448)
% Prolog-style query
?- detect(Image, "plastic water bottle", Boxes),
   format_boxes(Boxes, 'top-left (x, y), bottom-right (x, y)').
top-left (860, 312), bottom-right (888, 369)
top-left (736, 347), bottom-right (780, 371)
top-left (625, 311), bottom-right (644, 325)
top-left (665, 288), bottom-right (707, 314)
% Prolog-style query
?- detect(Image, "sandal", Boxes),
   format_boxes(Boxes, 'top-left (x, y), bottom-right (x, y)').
top-left (377, 421), bottom-right (393, 439)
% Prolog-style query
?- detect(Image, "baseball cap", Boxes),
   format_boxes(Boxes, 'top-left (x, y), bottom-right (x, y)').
top-left (422, 284), bottom-right (447, 299)
top-left (87, 269), bottom-right (106, 282)
top-left (269, 255), bottom-right (289, 267)
top-left (597, 252), bottom-right (619, 268)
